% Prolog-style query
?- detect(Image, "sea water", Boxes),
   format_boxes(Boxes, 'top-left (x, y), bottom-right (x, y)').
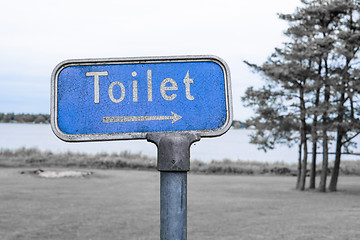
top-left (1, 123), bottom-right (359, 163)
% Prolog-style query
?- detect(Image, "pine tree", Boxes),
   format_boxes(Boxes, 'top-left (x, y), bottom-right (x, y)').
top-left (243, 41), bottom-right (315, 190)
top-left (328, 1), bottom-right (360, 191)
top-left (243, 0), bottom-right (360, 191)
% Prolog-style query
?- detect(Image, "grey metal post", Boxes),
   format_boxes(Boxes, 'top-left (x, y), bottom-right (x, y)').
top-left (160, 172), bottom-right (187, 239)
top-left (147, 133), bottom-right (200, 240)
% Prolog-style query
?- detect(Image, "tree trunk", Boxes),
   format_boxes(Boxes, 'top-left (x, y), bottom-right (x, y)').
top-left (319, 58), bottom-right (330, 193)
top-left (299, 86), bottom-right (308, 191)
top-left (310, 138), bottom-right (317, 189)
top-left (310, 87), bottom-right (320, 189)
top-left (329, 78), bottom-right (346, 192)
top-left (329, 128), bottom-right (343, 192)
top-left (296, 142), bottom-right (302, 190)
top-left (299, 139), bottom-right (308, 190)
top-left (329, 56), bottom-right (350, 191)
top-left (319, 128), bottom-right (328, 192)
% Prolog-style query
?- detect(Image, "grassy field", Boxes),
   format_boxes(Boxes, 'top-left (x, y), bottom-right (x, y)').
top-left (0, 168), bottom-right (359, 240)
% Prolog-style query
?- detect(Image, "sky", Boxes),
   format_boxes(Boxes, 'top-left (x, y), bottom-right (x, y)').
top-left (0, 0), bottom-right (301, 121)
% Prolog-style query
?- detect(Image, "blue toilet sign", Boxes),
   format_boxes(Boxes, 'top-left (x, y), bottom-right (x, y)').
top-left (51, 55), bottom-right (232, 141)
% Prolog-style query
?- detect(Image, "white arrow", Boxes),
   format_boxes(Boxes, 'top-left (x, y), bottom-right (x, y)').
top-left (103, 112), bottom-right (182, 124)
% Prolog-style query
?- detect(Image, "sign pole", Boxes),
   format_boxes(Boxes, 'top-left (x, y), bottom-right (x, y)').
top-left (160, 172), bottom-right (187, 239)
top-left (147, 133), bottom-right (200, 240)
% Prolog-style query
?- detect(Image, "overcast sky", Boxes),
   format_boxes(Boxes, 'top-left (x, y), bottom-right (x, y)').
top-left (0, 0), bottom-right (301, 121)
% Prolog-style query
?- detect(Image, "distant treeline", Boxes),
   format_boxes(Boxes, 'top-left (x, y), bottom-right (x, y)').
top-left (0, 113), bottom-right (250, 128)
top-left (0, 113), bottom-right (50, 124)
top-left (231, 120), bottom-right (250, 129)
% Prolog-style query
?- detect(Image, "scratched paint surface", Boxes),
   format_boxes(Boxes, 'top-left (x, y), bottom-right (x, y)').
top-left (57, 61), bottom-right (227, 134)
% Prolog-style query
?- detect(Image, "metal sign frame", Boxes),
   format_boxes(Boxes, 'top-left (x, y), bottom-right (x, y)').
top-left (51, 55), bottom-right (232, 142)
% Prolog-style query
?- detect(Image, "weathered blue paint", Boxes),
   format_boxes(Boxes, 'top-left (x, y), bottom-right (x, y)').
top-left (51, 56), bottom-right (232, 141)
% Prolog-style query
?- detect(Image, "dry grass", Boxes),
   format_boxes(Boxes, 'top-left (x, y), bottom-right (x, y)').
top-left (2, 147), bottom-right (360, 176)
top-left (0, 168), bottom-right (359, 240)
top-left (0, 147), bottom-right (156, 170)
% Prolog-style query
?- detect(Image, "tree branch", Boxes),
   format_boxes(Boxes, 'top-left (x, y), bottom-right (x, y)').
top-left (342, 132), bottom-right (360, 145)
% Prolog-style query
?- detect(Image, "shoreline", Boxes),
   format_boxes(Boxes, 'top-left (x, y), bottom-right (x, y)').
top-left (1, 147), bottom-right (360, 176)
